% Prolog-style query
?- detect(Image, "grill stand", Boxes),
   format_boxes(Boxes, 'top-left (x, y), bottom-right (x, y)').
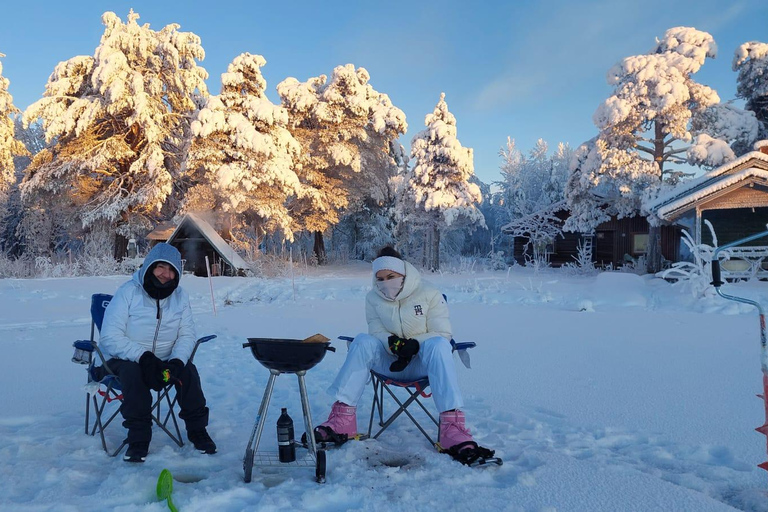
top-left (243, 369), bottom-right (326, 483)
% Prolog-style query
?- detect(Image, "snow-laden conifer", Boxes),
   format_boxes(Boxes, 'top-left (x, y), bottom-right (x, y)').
top-left (733, 41), bottom-right (768, 141)
top-left (566, 27), bottom-right (758, 273)
top-left (0, 54), bottom-right (27, 202)
top-left (277, 64), bottom-right (406, 263)
top-left (21, 10), bottom-right (208, 241)
top-left (184, 53), bottom-right (302, 246)
top-left (405, 93), bottom-right (483, 270)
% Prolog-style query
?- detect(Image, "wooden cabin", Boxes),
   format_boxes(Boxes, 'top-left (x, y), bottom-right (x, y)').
top-left (648, 144), bottom-right (768, 278)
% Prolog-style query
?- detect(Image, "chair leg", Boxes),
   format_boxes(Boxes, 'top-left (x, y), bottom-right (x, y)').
top-left (368, 376), bottom-right (380, 438)
top-left (370, 381), bottom-right (437, 446)
top-left (151, 388), bottom-right (184, 447)
top-left (85, 392), bottom-right (91, 435)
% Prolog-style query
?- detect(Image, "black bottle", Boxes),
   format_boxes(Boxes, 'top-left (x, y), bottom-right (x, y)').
top-left (277, 408), bottom-right (296, 463)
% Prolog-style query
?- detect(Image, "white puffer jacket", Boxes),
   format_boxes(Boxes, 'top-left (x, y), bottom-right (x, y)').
top-left (99, 247), bottom-right (197, 363)
top-left (366, 260), bottom-right (452, 354)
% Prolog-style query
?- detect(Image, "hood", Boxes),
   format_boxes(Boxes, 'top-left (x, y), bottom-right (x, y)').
top-left (133, 243), bottom-right (183, 286)
top-left (372, 260), bottom-right (421, 301)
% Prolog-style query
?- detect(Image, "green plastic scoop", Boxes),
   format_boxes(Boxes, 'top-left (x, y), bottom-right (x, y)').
top-left (156, 469), bottom-right (178, 512)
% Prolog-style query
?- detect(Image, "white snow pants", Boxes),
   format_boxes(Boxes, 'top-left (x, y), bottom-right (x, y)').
top-left (327, 333), bottom-right (464, 413)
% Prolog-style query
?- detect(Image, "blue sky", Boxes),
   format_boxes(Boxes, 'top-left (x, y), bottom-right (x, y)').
top-left (1, 0), bottom-right (766, 184)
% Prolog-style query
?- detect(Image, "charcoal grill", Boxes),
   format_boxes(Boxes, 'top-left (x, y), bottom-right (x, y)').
top-left (242, 338), bottom-right (335, 483)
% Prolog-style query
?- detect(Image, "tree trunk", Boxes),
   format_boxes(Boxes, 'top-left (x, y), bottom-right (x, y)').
top-left (113, 233), bottom-right (128, 260)
top-left (645, 121), bottom-right (665, 274)
top-left (431, 225), bottom-right (440, 271)
top-left (313, 231), bottom-right (326, 265)
top-left (645, 223), bottom-right (663, 274)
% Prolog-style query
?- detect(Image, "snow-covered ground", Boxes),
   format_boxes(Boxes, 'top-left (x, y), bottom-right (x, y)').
top-left (2, 262), bottom-right (768, 511)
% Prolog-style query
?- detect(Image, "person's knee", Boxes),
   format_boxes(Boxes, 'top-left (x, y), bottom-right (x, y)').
top-left (350, 333), bottom-right (380, 355)
top-left (119, 360), bottom-right (144, 381)
top-left (421, 336), bottom-right (451, 357)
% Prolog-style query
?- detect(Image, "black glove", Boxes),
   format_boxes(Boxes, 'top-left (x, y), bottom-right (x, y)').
top-left (139, 351), bottom-right (165, 391)
top-left (388, 335), bottom-right (419, 372)
top-left (165, 358), bottom-right (185, 383)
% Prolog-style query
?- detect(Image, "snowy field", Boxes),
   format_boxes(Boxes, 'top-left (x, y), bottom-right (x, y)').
top-left (2, 262), bottom-right (768, 511)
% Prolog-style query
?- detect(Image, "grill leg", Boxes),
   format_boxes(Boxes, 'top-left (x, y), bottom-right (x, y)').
top-left (244, 370), bottom-right (279, 460)
top-left (297, 371), bottom-right (318, 458)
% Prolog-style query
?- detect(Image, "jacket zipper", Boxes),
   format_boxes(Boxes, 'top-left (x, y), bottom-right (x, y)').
top-left (151, 298), bottom-right (162, 354)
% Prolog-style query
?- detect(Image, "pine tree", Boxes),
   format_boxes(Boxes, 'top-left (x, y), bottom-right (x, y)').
top-left (277, 64), bottom-right (406, 263)
top-left (183, 53), bottom-right (302, 248)
top-left (566, 27), bottom-right (757, 273)
top-left (21, 10), bottom-right (208, 255)
top-left (0, 53), bottom-right (27, 204)
top-left (405, 93), bottom-right (483, 270)
top-left (733, 41), bottom-right (768, 142)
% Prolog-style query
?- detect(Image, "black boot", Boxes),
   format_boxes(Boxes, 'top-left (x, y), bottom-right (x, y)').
top-left (123, 441), bottom-right (149, 463)
top-left (188, 428), bottom-right (217, 454)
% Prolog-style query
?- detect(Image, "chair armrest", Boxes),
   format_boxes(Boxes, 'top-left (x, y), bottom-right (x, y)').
top-left (450, 340), bottom-right (476, 352)
top-left (91, 342), bottom-right (118, 377)
top-left (189, 334), bottom-right (217, 363)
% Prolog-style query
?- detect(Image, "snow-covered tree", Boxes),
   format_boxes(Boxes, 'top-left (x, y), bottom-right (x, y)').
top-left (277, 64), bottom-right (406, 263)
top-left (1, 120), bottom-right (46, 256)
top-left (0, 53), bottom-right (27, 203)
top-left (21, 10), bottom-right (208, 255)
top-left (183, 53), bottom-right (302, 248)
top-left (733, 41), bottom-right (768, 142)
top-left (566, 27), bottom-right (757, 273)
top-left (404, 93), bottom-right (484, 270)
top-left (496, 137), bottom-right (571, 221)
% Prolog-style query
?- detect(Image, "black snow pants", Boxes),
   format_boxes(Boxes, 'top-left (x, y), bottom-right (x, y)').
top-left (106, 358), bottom-right (210, 444)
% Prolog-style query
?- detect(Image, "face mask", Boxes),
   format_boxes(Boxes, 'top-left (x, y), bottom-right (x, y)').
top-left (377, 276), bottom-right (404, 300)
top-left (143, 266), bottom-right (178, 300)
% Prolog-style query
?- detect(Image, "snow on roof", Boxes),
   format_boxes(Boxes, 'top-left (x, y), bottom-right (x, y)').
top-left (167, 213), bottom-right (249, 270)
top-left (648, 150), bottom-right (768, 217)
top-left (146, 222), bottom-right (176, 240)
top-left (655, 167), bottom-right (768, 219)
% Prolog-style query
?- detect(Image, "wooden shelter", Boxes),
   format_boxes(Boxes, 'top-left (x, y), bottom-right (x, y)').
top-left (503, 206), bottom-right (680, 268)
top-left (648, 147), bottom-right (768, 246)
top-left (164, 214), bottom-right (249, 277)
top-left (647, 144), bottom-right (768, 278)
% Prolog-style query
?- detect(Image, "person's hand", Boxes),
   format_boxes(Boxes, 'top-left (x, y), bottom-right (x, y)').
top-left (388, 335), bottom-right (419, 358)
top-left (388, 335), bottom-right (419, 372)
top-left (139, 351), bottom-right (165, 391)
top-left (165, 359), bottom-right (185, 383)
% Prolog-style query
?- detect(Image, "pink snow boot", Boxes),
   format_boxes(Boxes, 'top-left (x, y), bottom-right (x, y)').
top-left (439, 410), bottom-right (474, 450)
top-left (313, 401), bottom-right (357, 445)
top-left (439, 410), bottom-right (499, 466)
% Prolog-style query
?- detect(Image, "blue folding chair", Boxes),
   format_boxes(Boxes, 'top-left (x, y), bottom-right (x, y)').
top-left (337, 336), bottom-right (475, 447)
top-left (71, 293), bottom-right (216, 456)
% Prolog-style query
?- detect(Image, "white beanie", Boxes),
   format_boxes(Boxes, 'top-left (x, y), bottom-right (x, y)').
top-left (372, 256), bottom-right (405, 276)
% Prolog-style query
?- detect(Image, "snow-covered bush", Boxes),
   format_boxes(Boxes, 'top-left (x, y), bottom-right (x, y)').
top-left (561, 238), bottom-right (598, 275)
top-left (659, 221), bottom-right (720, 297)
top-left (487, 250), bottom-right (508, 271)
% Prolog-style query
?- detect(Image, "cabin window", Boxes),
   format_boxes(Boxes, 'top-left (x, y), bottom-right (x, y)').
top-left (632, 233), bottom-right (648, 254)
top-left (533, 237), bottom-right (556, 256)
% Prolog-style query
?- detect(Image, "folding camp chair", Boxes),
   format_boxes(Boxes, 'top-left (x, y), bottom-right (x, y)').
top-left (337, 336), bottom-right (475, 447)
top-left (71, 293), bottom-right (216, 457)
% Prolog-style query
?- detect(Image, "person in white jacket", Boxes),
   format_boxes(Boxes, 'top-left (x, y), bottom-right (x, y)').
top-left (313, 246), bottom-right (493, 463)
top-left (100, 243), bottom-right (216, 463)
